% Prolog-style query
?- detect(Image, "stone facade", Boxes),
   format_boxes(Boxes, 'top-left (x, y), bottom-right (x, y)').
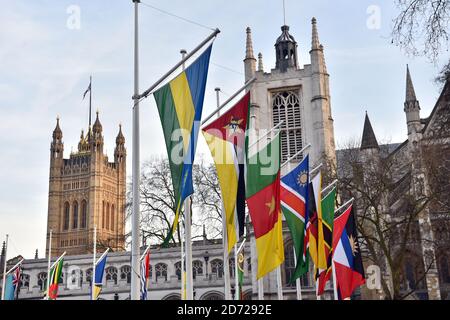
top-left (46, 112), bottom-right (126, 257)
top-left (245, 18), bottom-right (336, 173)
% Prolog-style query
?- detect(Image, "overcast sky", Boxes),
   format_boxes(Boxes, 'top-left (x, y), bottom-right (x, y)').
top-left (0, 0), bottom-right (448, 259)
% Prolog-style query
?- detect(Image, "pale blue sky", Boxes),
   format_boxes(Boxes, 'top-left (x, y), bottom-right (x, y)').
top-left (0, 0), bottom-right (448, 259)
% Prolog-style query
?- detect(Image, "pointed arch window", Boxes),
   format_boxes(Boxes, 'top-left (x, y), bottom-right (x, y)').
top-left (111, 204), bottom-right (115, 231)
top-left (106, 203), bottom-right (110, 230)
top-left (72, 201), bottom-right (79, 229)
top-left (102, 201), bottom-right (105, 229)
top-left (272, 91), bottom-right (303, 162)
top-left (63, 202), bottom-right (70, 231)
top-left (81, 200), bottom-right (87, 229)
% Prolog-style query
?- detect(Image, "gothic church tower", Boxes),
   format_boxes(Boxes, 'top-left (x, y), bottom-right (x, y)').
top-left (46, 113), bottom-right (126, 256)
top-left (244, 18), bottom-right (336, 171)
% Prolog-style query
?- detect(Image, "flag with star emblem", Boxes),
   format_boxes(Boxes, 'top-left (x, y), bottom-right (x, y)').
top-left (332, 204), bottom-right (365, 300)
top-left (246, 133), bottom-right (284, 279)
top-left (202, 92), bottom-right (250, 253)
top-left (280, 155), bottom-right (309, 282)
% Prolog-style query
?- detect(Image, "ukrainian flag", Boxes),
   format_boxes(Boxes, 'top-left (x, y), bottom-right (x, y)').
top-left (154, 45), bottom-right (213, 246)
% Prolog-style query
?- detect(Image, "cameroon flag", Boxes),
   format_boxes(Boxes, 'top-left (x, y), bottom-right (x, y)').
top-left (47, 257), bottom-right (64, 300)
top-left (154, 45), bottom-right (213, 246)
top-left (246, 134), bottom-right (284, 279)
top-left (202, 92), bottom-right (249, 253)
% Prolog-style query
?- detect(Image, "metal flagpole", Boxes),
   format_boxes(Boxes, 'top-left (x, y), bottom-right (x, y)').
top-left (248, 121), bottom-right (284, 150)
top-left (234, 243), bottom-right (239, 300)
top-left (92, 225), bottom-right (97, 301)
top-left (180, 49), bottom-right (187, 301)
top-left (258, 278), bottom-right (264, 300)
top-left (1, 234), bottom-right (8, 301)
top-left (89, 75), bottom-right (92, 132)
top-left (131, 0), bottom-right (141, 301)
top-left (46, 230), bottom-right (52, 300)
top-left (332, 260), bottom-right (338, 300)
top-left (276, 267), bottom-right (283, 300)
top-left (215, 88), bottom-right (231, 300)
top-left (185, 199), bottom-right (193, 299)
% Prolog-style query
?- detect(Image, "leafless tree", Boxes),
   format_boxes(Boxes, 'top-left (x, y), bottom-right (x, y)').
top-left (392, 0), bottom-right (450, 62)
top-left (322, 135), bottom-right (448, 299)
top-left (125, 157), bottom-right (223, 248)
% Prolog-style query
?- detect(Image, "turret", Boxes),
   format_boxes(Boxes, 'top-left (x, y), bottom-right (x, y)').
top-left (114, 124), bottom-right (126, 164)
top-left (51, 117), bottom-right (64, 160)
top-left (91, 111), bottom-right (104, 153)
top-left (404, 65), bottom-right (422, 136)
top-left (244, 27), bottom-right (256, 82)
top-left (275, 25), bottom-right (299, 72)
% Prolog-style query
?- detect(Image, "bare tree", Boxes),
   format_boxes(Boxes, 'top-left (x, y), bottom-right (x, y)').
top-left (125, 157), bottom-right (223, 248)
top-left (392, 0), bottom-right (450, 62)
top-left (322, 136), bottom-right (448, 300)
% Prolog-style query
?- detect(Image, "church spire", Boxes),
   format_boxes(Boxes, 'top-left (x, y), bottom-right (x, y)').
top-left (404, 65), bottom-right (421, 135)
top-left (244, 27), bottom-right (256, 82)
top-left (360, 112), bottom-right (379, 150)
top-left (406, 64), bottom-right (418, 102)
top-left (311, 17), bottom-right (320, 50)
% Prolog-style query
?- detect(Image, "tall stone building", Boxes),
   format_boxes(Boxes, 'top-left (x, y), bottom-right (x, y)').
top-left (348, 67), bottom-right (450, 300)
top-left (46, 112), bottom-right (127, 256)
top-left (245, 18), bottom-right (336, 168)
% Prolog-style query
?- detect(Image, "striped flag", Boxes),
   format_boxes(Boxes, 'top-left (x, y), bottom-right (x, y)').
top-left (140, 249), bottom-right (150, 300)
top-left (92, 251), bottom-right (108, 300)
top-left (246, 133), bottom-right (284, 279)
top-left (280, 155), bottom-right (310, 282)
top-left (307, 172), bottom-right (322, 281)
top-left (47, 257), bottom-right (64, 300)
top-left (154, 45), bottom-right (213, 246)
top-left (202, 92), bottom-right (249, 253)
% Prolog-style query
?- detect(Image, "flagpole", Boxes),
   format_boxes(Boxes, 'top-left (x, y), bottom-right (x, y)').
top-left (322, 179), bottom-right (338, 196)
top-left (258, 278), bottom-right (264, 300)
top-left (248, 121), bottom-right (284, 150)
top-left (280, 143), bottom-right (312, 169)
top-left (1, 234), bottom-right (8, 301)
top-left (46, 230), bottom-right (52, 300)
top-left (214, 88), bottom-right (231, 301)
top-left (89, 75), bottom-right (92, 132)
top-left (276, 267), bottom-right (283, 300)
top-left (234, 243), bottom-right (239, 300)
top-left (335, 198), bottom-right (355, 215)
top-left (185, 198), bottom-right (193, 299)
top-left (5, 259), bottom-right (24, 277)
top-left (92, 225), bottom-right (96, 301)
top-left (180, 49), bottom-right (186, 301)
top-left (332, 260), bottom-right (338, 300)
top-left (201, 77), bottom-right (256, 126)
top-left (131, 0), bottom-right (141, 301)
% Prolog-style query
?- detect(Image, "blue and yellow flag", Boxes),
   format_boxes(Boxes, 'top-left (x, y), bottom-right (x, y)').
top-left (154, 45), bottom-right (213, 246)
top-left (92, 252), bottom-right (108, 300)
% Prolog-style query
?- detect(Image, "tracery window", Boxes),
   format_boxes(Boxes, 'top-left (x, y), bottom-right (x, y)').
top-left (106, 267), bottom-right (118, 285)
top-left (37, 272), bottom-right (47, 291)
top-left (120, 265), bottom-right (132, 284)
top-left (175, 261), bottom-right (182, 281)
top-left (81, 200), bottom-right (87, 229)
top-left (111, 204), bottom-right (115, 231)
top-left (63, 202), bottom-right (70, 231)
top-left (210, 259), bottom-right (224, 279)
top-left (272, 91), bottom-right (303, 162)
top-left (155, 263), bottom-right (168, 282)
top-left (73, 201), bottom-right (79, 229)
top-left (283, 242), bottom-right (296, 288)
top-left (193, 260), bottom-right (203, 280)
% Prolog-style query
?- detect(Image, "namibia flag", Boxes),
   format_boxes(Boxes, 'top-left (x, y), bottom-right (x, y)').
top-left (154, 45), bottom-right (213, 246)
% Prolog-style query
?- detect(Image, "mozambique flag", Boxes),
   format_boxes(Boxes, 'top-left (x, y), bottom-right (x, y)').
top-left (307, 172), bottom-right (322, 278)
top-left (237, 245), bottom-right (245, 300)
top-left (92, 251), bottom-right (108, 300)
top-left (202, 92), bottom-right (250, 253)
top-left (246, 133), bottom-right (284, 279)
top-left (153, 45), bottom-right (213, 246)
top-left (47, 257), bottom-right (64, 300)
top-left (280, 155), bottom-right (309, 283)
top-left (317, 187), bottom-right (336, 295)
